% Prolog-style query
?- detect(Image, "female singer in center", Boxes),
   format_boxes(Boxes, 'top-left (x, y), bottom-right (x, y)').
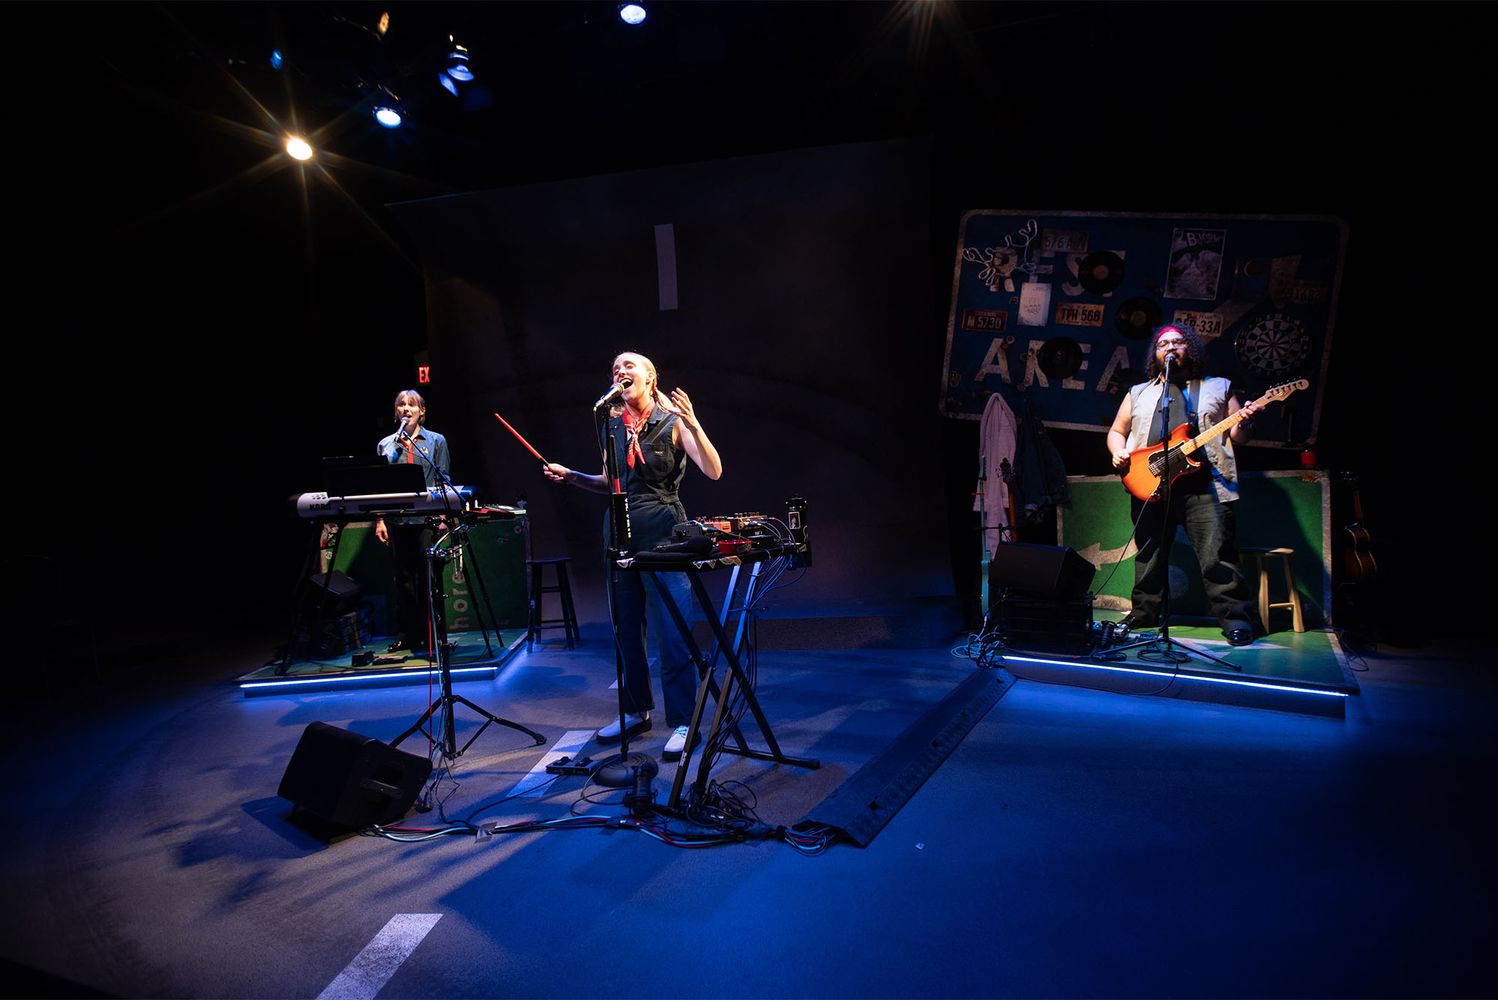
top-left (543, 351), bottom-right (723, 761)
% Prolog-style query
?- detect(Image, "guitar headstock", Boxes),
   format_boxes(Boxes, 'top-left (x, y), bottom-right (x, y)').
top-left (1263, 378), bottom-right (1309, 402)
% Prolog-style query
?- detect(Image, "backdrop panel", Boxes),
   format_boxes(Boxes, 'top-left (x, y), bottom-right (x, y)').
top-left (942, 211), bottom-right (1346, 447)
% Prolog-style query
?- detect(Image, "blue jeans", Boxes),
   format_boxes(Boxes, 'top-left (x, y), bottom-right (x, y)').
top-left (611, 569), bottom-right (696, 727)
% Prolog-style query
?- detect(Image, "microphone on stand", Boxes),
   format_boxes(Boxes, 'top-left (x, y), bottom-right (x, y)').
top-left (386, 416), bottom-right (407, 461)
top-left (594, 382), bottom-right (627, 410)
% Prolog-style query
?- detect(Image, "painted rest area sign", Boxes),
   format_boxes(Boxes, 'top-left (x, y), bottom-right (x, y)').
top-left (940, 211), bottom-right (1345, 446)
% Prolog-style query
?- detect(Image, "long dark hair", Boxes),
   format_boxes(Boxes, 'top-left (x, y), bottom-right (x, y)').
top-left (1144, 324), bottom-right (1206, 381)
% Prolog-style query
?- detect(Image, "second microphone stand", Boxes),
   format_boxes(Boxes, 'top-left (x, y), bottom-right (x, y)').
top-left (388, 422), bottom-right (545, 760)
top-left (390, 521), bottom-right (545, 757)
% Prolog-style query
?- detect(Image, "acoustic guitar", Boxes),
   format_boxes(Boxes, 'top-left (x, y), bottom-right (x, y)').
top-left (1342, 473), bottom-right (1378, 582)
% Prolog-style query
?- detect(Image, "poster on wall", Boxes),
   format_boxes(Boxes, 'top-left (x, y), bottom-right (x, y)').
top-left (940, 211), bottom-right (1346, 446)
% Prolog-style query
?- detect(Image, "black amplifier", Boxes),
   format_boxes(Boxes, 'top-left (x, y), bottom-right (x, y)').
top-left (996, 594), bottom-right (1094, 656)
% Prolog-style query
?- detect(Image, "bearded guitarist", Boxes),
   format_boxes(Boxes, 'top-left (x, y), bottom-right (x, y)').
top-left (1105, 324), bottom-right (1264, 646)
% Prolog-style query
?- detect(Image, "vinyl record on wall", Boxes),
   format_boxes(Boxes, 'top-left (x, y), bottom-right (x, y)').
top-left (1078, 250), bottom-right (1126, 295)
top-left (1036, 336), bottom-right (1084, 379)
top-left (1114, 297), bottom-right (1161, 340)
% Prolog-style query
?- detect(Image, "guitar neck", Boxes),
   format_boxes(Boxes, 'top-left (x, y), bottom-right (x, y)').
top-left (1180, 388), bottom-right (1276, 456)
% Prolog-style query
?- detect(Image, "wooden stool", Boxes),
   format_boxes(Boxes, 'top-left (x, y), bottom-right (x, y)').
top-left (1241, 547), bottom-right (1305, 634)
top-left (527, 557), bottom-right (580, 651)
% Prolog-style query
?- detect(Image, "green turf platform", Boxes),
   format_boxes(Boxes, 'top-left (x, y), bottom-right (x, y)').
top-left (993, 608), bottom-right (1357, 718)
top-left (239, 630), bottom-right (526, 696)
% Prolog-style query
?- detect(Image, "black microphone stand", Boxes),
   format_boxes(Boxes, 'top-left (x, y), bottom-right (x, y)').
top-left (592, 394), bottom-right (659, 788)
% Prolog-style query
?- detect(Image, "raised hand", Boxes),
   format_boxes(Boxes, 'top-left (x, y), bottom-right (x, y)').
top-left (666, 387), bottom-right (699, 428)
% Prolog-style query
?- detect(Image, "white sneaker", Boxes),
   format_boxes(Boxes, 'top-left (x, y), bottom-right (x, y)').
top-left (662, 724), bottom-right (697, 762)
top-left (595, 711), bottom-right (650, 743)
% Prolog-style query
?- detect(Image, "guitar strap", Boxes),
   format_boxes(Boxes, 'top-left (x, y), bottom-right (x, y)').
top-left (1155, 378), bottom-right (1202, 442)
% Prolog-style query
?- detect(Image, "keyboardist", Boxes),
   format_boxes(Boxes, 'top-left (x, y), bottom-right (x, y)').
top-left (374, 389), bottom-right (451, 654)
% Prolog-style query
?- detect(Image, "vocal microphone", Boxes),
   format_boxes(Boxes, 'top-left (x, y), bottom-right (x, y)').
top-left (593, 382), bottom-right (626, 410)
top-left (1164, 351), bottom-right (1179, 365)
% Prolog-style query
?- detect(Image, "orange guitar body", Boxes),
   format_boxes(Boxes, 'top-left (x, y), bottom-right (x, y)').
top-left (1120, 423), bottom-right (1203, 502)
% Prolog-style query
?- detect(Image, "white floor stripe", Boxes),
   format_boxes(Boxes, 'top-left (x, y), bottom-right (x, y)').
top-left (508, 729), bottom-right (594, 798)
top-left (317, 913), bottom-right (442, 1000)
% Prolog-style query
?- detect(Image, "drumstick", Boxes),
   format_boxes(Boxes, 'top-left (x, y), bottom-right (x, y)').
top-left (492, 411), bottom-right (550, 466)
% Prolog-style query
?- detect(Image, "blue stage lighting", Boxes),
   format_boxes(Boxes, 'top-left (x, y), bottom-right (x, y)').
top-left (269, 49), bottom-right (284, 70)
top-left (618, 3), bottom-right (648, 25)
top-left (443, 36), bottom-right (473, 83)
top-left (374, 105), bottom-right (402, 128)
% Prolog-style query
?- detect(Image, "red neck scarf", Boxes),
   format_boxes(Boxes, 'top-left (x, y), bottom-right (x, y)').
top-left (621, 399), bottom-right (655, 468)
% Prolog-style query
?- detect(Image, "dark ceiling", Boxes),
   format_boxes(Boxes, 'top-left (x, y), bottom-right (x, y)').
top-left (26, 0), bottom-right (1475, 277)
top-left (76, 2), bottom-right (1094, 197)
top-left (35, 1), bottom-right (1432, 224)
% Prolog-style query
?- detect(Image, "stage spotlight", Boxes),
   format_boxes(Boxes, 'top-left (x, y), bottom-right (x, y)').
top-left (269, 49), bottom-right (284, 70)
top-left (443, 36), bottom-right (473, 82)
top-left (437, 71), bottom-right (458, 96)
top-left (285, 136), bottom-right (313, 161)
top-left (618, 3), bottom-right (648, 25)
top-left (371, 84), bottom-right (404, 127)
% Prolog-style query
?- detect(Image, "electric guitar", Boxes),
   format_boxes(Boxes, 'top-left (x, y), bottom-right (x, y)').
top-left (1119, 378), bottom-right (1309, 502)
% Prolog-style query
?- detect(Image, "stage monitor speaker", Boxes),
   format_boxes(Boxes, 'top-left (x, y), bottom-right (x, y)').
top-left (277, 722), bottom-right (432, 830)
top-left (989, 543), bottom-right (1096, 604)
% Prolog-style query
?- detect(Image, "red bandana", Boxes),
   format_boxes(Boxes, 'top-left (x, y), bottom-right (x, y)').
top-left (621, 401), bottom-right (655, 469)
